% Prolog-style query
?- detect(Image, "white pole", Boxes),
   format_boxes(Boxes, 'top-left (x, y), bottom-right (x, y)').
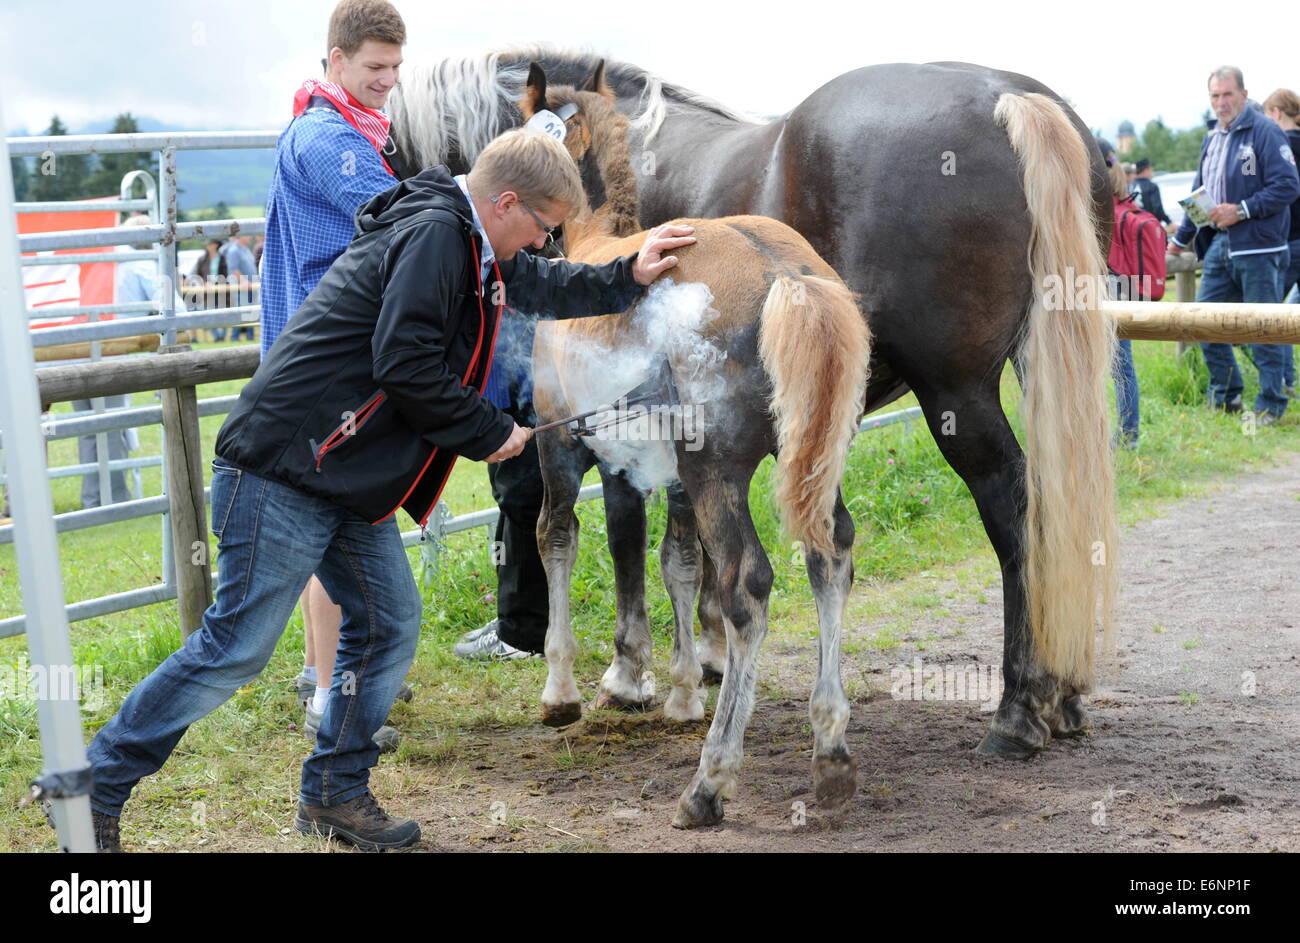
top-left (0, 100), bottom-right (96, 851)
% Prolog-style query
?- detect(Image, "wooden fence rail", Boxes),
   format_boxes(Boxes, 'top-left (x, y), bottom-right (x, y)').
top-left (13, 293), bottom-right (1298, 640)
top-left (34, 346), bottom-right (258, 638)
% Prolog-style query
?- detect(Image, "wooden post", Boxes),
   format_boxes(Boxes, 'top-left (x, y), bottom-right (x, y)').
top-left (158, 344), bottom-right (212, 639)
top-left (1169, 252), bottom-right (1200, 359)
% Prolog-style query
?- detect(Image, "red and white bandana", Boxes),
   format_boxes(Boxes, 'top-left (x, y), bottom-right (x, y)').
top-left (292, 79), bottom-right (394, 175)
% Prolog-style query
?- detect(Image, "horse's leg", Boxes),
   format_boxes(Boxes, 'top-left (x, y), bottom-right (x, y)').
top-left (592, 469), bottom-right (656, 711)
top-left (696, 549), bottom-right (727, 684)
top-left (537, 435), bottom-right (594, 727)
top-left (805, 491), bottom-right (858, 807)
top-left (660, 481), bottom-right (705, 722)
top-left (672, 466), bottom-right (771, 829)
top-left (907, 385), bottom-right (1061, 756)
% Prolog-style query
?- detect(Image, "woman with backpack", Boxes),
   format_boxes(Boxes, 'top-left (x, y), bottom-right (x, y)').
top-left (1099, 137), bottom-right (1168, 447)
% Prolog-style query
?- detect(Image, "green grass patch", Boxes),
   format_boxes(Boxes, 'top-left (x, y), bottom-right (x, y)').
top-left (1, 339), bottom-right (1297, 849)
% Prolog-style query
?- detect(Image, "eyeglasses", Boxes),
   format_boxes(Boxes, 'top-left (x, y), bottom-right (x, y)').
top-left (490, 194), bottom-right (564, 257)
top-left (490, 194), bottom-right (557, 236)
top-left (518, 199), bottom-right (558, 238)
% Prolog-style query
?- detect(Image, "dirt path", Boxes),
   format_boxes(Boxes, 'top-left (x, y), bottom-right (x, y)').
top-left (379, 453), bottom-right (1300, 852)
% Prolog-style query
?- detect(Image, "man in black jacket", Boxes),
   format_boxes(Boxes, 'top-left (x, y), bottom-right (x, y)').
top-left (81, 129), bottom-right (695, 851)
top-left (1130, 158), bottom-right (1172, 226)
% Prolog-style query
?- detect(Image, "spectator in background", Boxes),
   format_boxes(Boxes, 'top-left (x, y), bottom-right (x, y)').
top-left (1170, 66), bottom-right (1299, 424)
top-left (1098, 138), bottom-right (1151, 447)
top-left (76, 215), bottom-right (185, 509)
top-left (189, 238), bottom-right (228, 340)
top-left (1123, 162), bottom-right (1137, 189)
top-left (1264, 87), bottom-right (1300, 398)
top-left (221, 234), bottom-right (258, 341)
top-left (1130, 158), bottom-right (1172, 226)
top-left (252, 234), bottom-right (265, 268)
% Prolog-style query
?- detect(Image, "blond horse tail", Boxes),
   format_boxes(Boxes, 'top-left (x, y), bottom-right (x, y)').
top-left (758, 274), bottom-right (871, 556)
top-left (995, 91), bottom-right (1118, 691)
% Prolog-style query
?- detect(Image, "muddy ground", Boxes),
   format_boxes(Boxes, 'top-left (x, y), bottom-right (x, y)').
top-left (356, 455), bottom-right (1300, 851)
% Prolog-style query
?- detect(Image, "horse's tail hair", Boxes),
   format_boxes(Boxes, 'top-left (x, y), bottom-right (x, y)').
top-left (758, 273), bottom-right (870, 556)
top-left (995, 91), bottom-right (1118, 692)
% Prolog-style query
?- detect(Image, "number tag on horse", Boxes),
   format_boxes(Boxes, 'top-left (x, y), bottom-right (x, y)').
top-left (524, 104), bottom-right (578, 142)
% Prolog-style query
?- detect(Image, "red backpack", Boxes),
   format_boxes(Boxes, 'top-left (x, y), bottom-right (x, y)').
top-left (1108, 196), bottom-right (1167, 300)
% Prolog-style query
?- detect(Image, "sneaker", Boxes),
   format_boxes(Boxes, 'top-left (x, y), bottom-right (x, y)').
top-left (456, 619), bottom-right (499, 646)
top-left (296, 675), bottom-right (412, 705)
top-left (452, 625), bottom-right (540, 660)
top-left (1257, 411), bottom-right (1280, 427)
top-left (303, 703), bottom-right (401, 753)
top-left (293, 790), bottom-right (420, 851)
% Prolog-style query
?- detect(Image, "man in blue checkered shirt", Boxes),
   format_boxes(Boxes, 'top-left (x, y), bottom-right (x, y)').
top-left (261, 73), bottom-right (398, 356)
top-left (262, 0), bottom-right (411, 751)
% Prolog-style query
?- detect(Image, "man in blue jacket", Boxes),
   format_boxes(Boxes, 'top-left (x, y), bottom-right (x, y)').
top-left (1171, 66), bottom-right (1300, 423)
top-left (83, 130), bottom-right (696, 851)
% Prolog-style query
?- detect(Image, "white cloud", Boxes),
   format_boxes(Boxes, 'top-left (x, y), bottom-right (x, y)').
top-left (2, 0), bottom-right (1295, 141)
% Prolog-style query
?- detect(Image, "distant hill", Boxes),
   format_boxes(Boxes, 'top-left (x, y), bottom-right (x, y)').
top-left (11, 114), bottom-right (278, 212)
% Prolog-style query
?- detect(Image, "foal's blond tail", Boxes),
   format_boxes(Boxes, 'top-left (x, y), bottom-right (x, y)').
top-left (995, 91), bottom-right (1118, 691)
top-left (759, 274), bottom-right (871, 556)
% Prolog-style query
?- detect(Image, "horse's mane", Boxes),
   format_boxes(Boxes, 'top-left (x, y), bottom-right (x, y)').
top-left (387, 45), bottom-right (759, 171)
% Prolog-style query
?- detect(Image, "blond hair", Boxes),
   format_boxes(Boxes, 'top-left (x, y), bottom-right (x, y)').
top-left (1263, 88), bottom-right (1300, 121)
top-left (1107, 159), bottom-right (1129, 200)
top-left (468, 129), bottom-right (586, 218)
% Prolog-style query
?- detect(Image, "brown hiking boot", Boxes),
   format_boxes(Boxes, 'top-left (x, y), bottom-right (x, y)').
top-left (93, 811), bottom-right (124, 853)
top-left (293, 791), bottom-right (420, 851)
top-left (40, 801), bottom-right (124, 852)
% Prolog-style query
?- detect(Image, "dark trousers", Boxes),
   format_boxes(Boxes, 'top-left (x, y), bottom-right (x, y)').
top-left (488, 402), bottom-right (549, 653)
top-left (73, 396), bottom-right (133, 509)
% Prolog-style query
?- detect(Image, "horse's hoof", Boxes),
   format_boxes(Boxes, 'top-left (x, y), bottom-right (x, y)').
top-left (700, 664), bottom-right (724, 685)
top-left (593, 690), bottom-right (653, 713)
top-left (663, 691), bottom-right (706, 724)
top-left (672, 787), bottom-right (724, 829)
top-left (975, 730), bottom-right (1041, 759)
top-left (1047, 695), bottom-right (1090, 738)
top-left (541, 702), bottom-right (582, 728)
top-left (812, 751), bottom-right (858, 809)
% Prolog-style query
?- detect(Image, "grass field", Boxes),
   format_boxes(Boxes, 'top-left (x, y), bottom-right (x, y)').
top-left (1, 338), bottom-right (1297, 850)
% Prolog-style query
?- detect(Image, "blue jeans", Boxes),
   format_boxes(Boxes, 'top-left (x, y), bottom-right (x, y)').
top-left (1113, 338), bottom-right (1139, 441)
top-left (87, 460), bottom-right (421, 814)
top-left (1196, 232), bottom-right (1290, 416)
top-left (1282, 241), bottom-right (1300, 386)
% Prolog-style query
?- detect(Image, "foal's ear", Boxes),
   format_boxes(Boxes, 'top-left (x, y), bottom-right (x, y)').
top-left (523, 61), bottom-right (550, 118)
top-left (581, 59), bottom-right (613, 100)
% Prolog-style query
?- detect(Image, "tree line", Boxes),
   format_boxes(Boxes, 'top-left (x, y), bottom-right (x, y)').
top-left (1119, 115), bottom-right (1212, 174)
top-left (10, 113), bottom-right (154, 203)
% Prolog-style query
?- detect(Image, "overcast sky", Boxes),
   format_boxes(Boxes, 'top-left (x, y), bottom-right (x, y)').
top-left (2, 0), bottom-right (1296, 141)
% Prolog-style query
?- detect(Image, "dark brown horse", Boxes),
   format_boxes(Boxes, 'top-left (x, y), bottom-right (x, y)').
top-left (389, 50), bottom-right (1118, 761)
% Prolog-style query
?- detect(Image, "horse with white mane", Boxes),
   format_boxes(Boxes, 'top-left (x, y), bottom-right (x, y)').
top-left (388, 47), bottom-right (1118, 763)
